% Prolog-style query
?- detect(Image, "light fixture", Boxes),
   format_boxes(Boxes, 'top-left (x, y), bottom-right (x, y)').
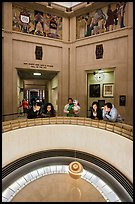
top-left (68, 149), bottom-right (83, 179)
top-left (68, 134), bottom-right (83, 179)
top-left (33, 73), bottom-right (41, 76)
top-left (68, 161), bottom-right (83, 179)
top-left (94, 69), bottom-right (105, 82)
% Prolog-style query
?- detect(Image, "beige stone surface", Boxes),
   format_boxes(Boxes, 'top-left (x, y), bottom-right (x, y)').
top-left (2, 124), bottom-right (133, 183)
top-left (11, 174), bottom-right (106, 202)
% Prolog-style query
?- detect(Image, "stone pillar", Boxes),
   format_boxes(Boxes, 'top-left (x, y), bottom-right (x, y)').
top-left (2, 2), bottom-right (15, 121)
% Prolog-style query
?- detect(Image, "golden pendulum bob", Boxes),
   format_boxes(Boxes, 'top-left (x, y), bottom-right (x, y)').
top-left (68, 161), bottom-right (83, 179)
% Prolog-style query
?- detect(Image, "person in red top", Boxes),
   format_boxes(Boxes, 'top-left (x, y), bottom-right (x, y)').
top-left (21, 98), bottom-right (28, 116)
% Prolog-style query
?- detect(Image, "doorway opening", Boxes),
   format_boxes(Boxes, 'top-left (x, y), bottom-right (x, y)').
top-left (17, 68), bottom-right (59, 113)
top-left (87, 68), bottom-right (115, 117)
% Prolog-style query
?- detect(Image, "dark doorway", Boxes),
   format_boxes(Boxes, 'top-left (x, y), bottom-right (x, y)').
top-left (30, 91), bottom-right (38, 99)
top-left (30, 91), bottom-right (38, 104)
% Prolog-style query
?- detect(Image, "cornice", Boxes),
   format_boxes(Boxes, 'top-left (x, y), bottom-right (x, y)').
top-left (12, 2), bottom-right (112, 18)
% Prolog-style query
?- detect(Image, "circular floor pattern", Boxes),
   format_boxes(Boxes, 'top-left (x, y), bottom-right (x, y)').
top-left (2, 165), bottom-right (121, 202)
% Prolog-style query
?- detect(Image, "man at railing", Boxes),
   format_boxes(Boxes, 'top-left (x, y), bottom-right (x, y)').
top-left (102, 102), bottom-right (123, 122)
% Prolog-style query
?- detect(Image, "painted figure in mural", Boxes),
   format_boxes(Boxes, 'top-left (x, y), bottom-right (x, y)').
top-left (83, 15), bottom-right (90, 36)
top-left (34, 11), bottom-right (44, 35)
top-left (105, 2), bottom-right (126, 31)
top-left (19, 9), bottom-right (30, 33)
top-left (35, 22), bottom-right (44, 35)
top-left (105, 4), bottom-right (115, 31)
top-left (13, 12), bottom-right (20, 31)
top-left (84, 16), bottom-right (94, 37)
top-left (119, 2), bottom-right (126, 28)
top-left (49, 16), bottom-right (57, 31)
top-left (28, 21), bottom-right (35, 34)
top-left (78, 16), bottom-right (87, 38)
top-left (91, 10), bottom-right (99, 35)
top-left (49, 15), bottom-right (59, 38)
top-left (85, 9), bottom-right (106, 36)
top-left (97, 15), bottom-right (105, 33)
top-left (96, 9), bottom-right (106, 34)
top-left (113, 3), bottom-right (120, 29)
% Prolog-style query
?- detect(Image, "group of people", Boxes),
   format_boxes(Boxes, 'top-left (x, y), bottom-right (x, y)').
top-left (18, 98), bottom-right (56, 119)
top-left (18, 97), bottom-right (123, 122)
top-left (63, 98), bottom-right (81, 117)
top-left (27, 101), bottom-right (56, 119)
top-left (90, 101), bottom-right (123, 122)
top-left (64, 98), bottom-right (123, 123)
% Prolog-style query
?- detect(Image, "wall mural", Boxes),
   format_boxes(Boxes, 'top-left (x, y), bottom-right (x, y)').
top-left (12, 5), bottom-right (62, 39)
top-left (76, 2), bottom-right (127, 39)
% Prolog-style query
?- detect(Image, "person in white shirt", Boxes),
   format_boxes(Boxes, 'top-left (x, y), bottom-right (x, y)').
top-left (72, 99), bottom-right (80, 117)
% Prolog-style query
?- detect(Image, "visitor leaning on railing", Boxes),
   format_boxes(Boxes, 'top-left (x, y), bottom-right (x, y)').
top-left (27, 101), bottom-right (42, 119)
top-left (89, 101), bottom-right (103, 120)
top-left (102, 102), bottom-right (123, 122)
top-left (40, 102), bottom-right (56, 118)
top-left (27, 102), bottom-right (56, 119)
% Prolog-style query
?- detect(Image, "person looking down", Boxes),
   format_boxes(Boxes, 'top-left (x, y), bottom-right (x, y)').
top-left (102, 102), bottom-right (123, 122)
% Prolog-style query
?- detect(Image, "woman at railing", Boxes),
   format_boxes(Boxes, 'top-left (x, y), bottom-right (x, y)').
top-left (40, 102), bottom-right (56, 117)
top-left (27, 101), bottom-right (41, 119)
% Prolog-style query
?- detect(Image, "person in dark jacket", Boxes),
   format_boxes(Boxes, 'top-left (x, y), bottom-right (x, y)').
top-left (90, 101), bottom-right (103, 120)
top-left (27, 101), bottom-right (41, 119)
top-left (41, 102), bottom-right (56, 117)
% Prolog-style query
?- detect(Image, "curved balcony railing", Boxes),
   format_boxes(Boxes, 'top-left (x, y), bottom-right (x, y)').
top-left (2, 117), bottom-right (133, 141)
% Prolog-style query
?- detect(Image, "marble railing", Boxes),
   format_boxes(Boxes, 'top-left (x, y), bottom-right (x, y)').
top-left (2, 117), bottom-right (133, 141)
top-left (2, 116), bottom-right (133, 184)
